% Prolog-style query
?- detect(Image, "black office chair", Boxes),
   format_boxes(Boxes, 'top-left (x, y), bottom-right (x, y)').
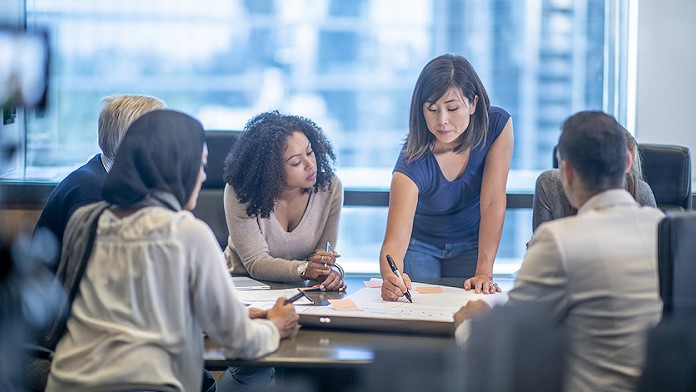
top-left (192, 130), bottom-right (241, 248)
top-left (202, 130), bottom-right (242, 190)
top-left (638, 313), bottom-right (696, 391)
top-left (657, 212), bottom-right (696, 316)
top-left (639, 143), bottom-right (691, 211)
top-left (552, 143), bottom-right (692, 211)
top-left (462, 302), bottom-right (567, 391)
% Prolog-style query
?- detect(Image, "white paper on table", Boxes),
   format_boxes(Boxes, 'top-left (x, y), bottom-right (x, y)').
top-left (236, 288), bottom-right (314, 307)
top-left (296, 282), bottom-right (508, 322)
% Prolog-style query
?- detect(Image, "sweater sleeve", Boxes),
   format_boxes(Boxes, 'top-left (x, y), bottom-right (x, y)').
top-left (223, 184), bottom-right (307, 283)
top-left (635, 179), bottom-right (657, 208)
top-left (183, 216), bottom-right (280, 360)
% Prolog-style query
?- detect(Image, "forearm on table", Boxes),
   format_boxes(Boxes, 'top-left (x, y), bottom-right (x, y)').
top-left (476, 200), bottom-right (506, 276)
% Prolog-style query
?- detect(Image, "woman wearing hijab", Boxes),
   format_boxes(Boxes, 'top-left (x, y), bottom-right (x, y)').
top-left (46, 110), bottom-right (298, 392)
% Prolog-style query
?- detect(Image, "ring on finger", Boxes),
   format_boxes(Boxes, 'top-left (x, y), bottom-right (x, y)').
top-left (321, 255), bottom-right (327, 268)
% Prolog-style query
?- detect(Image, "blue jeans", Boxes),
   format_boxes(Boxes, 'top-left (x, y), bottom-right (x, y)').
top-left (217, 366), bottom-right (274, 392)
top-left (403, 238), bottom-right (478, 279)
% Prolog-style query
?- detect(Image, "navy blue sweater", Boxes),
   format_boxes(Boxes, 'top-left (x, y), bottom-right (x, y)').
top-left (34, 154), bottom-right (107, 266)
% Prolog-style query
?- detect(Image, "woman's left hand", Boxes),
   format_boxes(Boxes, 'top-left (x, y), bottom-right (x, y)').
top-left (314, 266), bottom-right (347, 291)
top-left (464, 273), bottom-right (501, 294)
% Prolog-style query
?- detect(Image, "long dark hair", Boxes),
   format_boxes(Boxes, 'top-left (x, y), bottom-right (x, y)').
top-left (405, 54), bottom-right (490, 161)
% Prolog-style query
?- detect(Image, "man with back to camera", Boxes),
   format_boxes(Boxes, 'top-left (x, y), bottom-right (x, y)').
top-left (453, 111), bottom-right (664, 391)
top-left (33, 94), bottom-right (165, 263)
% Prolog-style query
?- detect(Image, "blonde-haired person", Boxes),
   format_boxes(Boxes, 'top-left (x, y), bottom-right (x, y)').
top-left (532, 126), bottom-right (656, 232)
top-left (34, 94), bottom-right (165, 256)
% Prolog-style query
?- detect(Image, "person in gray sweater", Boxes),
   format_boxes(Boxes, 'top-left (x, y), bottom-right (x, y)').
top-left (223, 111), bottom-right (345, 290)
top-left (219, 111), bottom-right (345, 391)
top-left (532, 126), bottom-right (657, 232)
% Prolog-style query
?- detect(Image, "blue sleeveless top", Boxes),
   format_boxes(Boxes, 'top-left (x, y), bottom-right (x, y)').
top-left (393, 106), bottom-right (511, 247)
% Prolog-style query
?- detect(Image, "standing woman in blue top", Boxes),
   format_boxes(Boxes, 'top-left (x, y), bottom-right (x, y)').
top-left (380, 54), bottom-right (514, 301)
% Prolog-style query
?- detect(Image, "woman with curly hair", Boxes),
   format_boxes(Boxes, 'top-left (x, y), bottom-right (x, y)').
top-left (223, 111), bottom-right (345, 291)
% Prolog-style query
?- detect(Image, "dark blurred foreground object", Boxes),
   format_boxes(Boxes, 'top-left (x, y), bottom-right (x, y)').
top-left (639, 312), bottom-right (696, 391)
top-left (348, 346), bottom-right (464, 392)
top-left (462, 302), bottom-right (567, 392)
top-left (0, 230), bottom-right (62, 391)
top-left (0, 25), bottom-right (49, 111)
top-left (657, 212), bottom-right (696, 316)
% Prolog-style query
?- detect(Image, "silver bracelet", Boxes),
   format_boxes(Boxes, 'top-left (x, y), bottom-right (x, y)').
top-left (333, 263), bottom-right (345, 277)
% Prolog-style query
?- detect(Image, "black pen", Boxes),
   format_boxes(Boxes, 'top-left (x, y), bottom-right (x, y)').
top-left (386, 254), bottom-right (412, 303)
top-left (284, 289), bottom-right (307, 304)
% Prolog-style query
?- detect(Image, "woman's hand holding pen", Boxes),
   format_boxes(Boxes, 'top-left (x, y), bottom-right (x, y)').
top-left (248, 307), bottom-right (267, 319)
top-left (381, 271), bottom-right (412, 301)
top-left (307, 248), bottom-right (345, 291)
top-left (306, 248), bottom-right (338, 278)
top-left (266, 297), bottom-right (299, 338)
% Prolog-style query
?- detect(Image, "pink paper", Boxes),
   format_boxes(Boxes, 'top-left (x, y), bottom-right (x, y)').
top-left (363, 278), bottom-right (383, 288)
top-left (328, 298), bottom-right (361, 311)
top-left (416, 286), bottom-right (444, 294)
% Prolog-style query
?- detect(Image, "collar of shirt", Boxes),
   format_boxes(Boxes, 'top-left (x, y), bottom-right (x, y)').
top-left (100, 153), bottom-right (114, 172)
top-left (578, 188), bottom-right (638, 215)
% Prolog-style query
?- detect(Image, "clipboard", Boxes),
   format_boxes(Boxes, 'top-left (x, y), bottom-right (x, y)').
top-left (298, 313), bottom-right (454, 336)
top-left (231, 276), bottom-right (271, 290)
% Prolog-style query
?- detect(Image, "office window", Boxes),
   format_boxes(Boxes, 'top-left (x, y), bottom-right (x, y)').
top-left (19, 0), bottom-right (629, 274)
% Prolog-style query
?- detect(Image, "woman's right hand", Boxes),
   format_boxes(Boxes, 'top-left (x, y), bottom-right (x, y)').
top-left (305, 249), bottom-right (340, 280)
top-left (266, 298), bottom-right (299, 338)
top-left (380, 272), bottom-right (412, 301)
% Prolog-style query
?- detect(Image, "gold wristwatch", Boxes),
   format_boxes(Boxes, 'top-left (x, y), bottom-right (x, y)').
top-left (297, 261), bottom-right (309, 280)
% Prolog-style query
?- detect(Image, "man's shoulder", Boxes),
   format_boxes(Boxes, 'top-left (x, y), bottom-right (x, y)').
top-left (52, 156), bottom-right (106, 192)
top-left (539, 204), bottom-right (664, 243)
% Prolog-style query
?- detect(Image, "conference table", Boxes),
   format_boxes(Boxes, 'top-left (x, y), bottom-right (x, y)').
top-left (204, 274), bottom-right (514, 390)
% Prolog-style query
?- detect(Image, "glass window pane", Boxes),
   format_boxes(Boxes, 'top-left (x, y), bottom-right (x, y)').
top-left (22, 0), bottom-right (623, 274)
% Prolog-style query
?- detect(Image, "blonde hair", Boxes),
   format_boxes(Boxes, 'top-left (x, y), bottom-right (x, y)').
top-left (623, 127), bottom-right (644, 198)
top-left (98, 95), bottom-right (166, 158)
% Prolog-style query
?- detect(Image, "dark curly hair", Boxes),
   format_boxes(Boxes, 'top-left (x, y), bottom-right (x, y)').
top-left (223, 111), bottom-right (336, 218)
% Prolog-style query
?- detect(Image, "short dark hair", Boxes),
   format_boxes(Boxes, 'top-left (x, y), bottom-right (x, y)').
top-left (223, 111), bottom-right (336, 218)
top-left (557, 111), bottom-right (627, 192)
top-left (405, 54), bottom-right (490, 161)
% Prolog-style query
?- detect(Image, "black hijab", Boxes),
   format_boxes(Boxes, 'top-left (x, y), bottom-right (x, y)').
top-left (102, 109), bottom-right (205, 210)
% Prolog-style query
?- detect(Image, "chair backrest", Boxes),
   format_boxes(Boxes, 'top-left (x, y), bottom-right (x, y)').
top-left (192, 130), bottom-right (241, 248)
top-left (552, 143), bottom-right (692, 211)
top-left (638, 313), bottom-right (696, 391)
top-left (639, 143), bottom-right (691, 211)
top-left (657, 212), bottom-right (696, 316)
top-left (202, 130), bottom-right (242, 189)
top-left (462, 302), bottom-right (567, 391)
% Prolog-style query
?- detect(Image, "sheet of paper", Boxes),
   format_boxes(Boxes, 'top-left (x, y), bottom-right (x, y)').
top-left (363, 278), bottom-right (383, 288)
top-left (236, 288), bottom-right (313, 306)
top-left (297, 282), bottom-right (508, 322)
